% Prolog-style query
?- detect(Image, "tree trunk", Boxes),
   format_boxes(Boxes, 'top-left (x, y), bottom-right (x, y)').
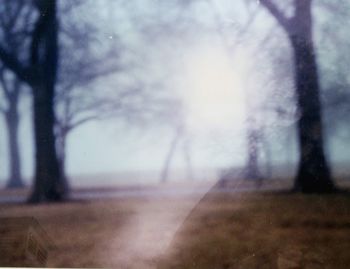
top-left (246, 128), bottom-right (259, 178)
top-left (160, 129), bottom-right (181, 183)
top-left (244, 117), bottom-right (262, 188)
top-left (4, 107), bottom-right (24, 188)
top-left (182, 137), bottom-right (194, 181)
top-left (28, 0), bottom-right (68, 202)
top-left (289, 32), bottom-right (334, 193)
top-left (56, 129), bottom-right (70, 192)
top-left (260, 0), bottom-right (335, 193)
top-left (28, 84), bottom-right (67, 202)
top-left (261, 128), bottom-right (272, 179)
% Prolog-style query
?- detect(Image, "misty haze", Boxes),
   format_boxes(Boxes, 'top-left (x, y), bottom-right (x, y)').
top-left (0, 0), bottom-right (350, 268)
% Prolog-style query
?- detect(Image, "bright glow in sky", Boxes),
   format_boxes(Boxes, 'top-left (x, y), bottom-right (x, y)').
top-left (184, 45), bottom-right (246, 131)
top-left (0, 0), bottom-right (325, 185)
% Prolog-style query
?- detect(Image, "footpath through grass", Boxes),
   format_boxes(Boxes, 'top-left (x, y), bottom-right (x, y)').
top-left (1, 186), bottom-right (350, 268)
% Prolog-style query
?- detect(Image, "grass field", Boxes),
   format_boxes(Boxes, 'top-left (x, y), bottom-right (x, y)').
top-left (158, 192), bottom-right (350, 269)
top-left (1, 182), bottom-right (350, 268)
top-left (0, 185), bottom-right (207, 268)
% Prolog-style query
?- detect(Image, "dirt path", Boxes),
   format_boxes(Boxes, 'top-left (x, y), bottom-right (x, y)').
top-left (98, 183), bottom-right (214, 268)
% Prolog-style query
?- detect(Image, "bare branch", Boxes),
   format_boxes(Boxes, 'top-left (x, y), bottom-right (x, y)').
top-left (0, 45), bottom-right (32, 83)
top-left (206, 0), bottom-right (260, 50)
top-left (0, 72), bottom-right (11, 101)
top-left (61, 61), bottom-right (121, 88)
top-left (3, 1), bottom-right (23, 31)
top-left (0, 81), bottom-right (7, 113)
top-left (318, 0), bottom-right (349, 17)
top-left (260, 0), bottom-right (291, 31)
top-left (68, 115), bottom-right (101, 131)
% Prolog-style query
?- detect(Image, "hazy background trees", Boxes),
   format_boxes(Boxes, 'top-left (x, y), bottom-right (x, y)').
top-left (0, 0), bottom-right (350, 202)
top-left (0, 1), bottom-right (32, 189)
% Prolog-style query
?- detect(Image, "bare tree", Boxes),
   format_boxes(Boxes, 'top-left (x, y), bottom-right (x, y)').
top-left (0, 70), bottom-right (25, 188)
top-left (260, 0), bottom-right (335, 193)
top-left (0, 0), bottom-right (66, 202)
top-left (205, 0), bottom-right (269, 185)
top-left (0, 1), bottom-right (34, 189)
top-left (318, 2), bottom-right (350, 142)
top-left (160, 119), bottom-right (195, 183)
top-left (52, 1), bottom-right (123, 188)
top-left (0, 0), bottom-right (120, 192)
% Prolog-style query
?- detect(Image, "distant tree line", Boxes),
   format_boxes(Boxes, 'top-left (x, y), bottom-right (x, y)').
top-left (0, 0), bottom-right (349, 203)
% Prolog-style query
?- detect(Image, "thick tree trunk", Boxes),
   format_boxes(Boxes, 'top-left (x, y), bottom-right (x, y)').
top-left (28, 0), bottom-right (68, 202)
top-left (260, 0), bottom-right (335, 193)
top-left (5, 108), bottom-right (24, 188)
top-left (0, 1), bottom-right (66, 200)
top-left (290, 34), bottom-right (334, 193)
top-left (28, 84), bottom-right (67, 202)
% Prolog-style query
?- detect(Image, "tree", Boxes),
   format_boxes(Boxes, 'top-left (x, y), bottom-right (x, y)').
top-left (260, 0), bottom-right (335, 193)
top-left (244, 115), bottom-right (262, 183)
top-left (204, 0), bottom-right (261, 184)
top-left (205, 0), bottom-right (278, 185)
top-left (53, 1), bottom-right (122, 188)
top-left (0, 1), bottom-right (34, 189)
top-left (317, 2), bottom-right (350, 143)
top-left (0, 70), bottom-right (25, 188)
top-left (0, 0), bottom-right (66, 202)
top-left (160, 119), bottom-right (194, 183)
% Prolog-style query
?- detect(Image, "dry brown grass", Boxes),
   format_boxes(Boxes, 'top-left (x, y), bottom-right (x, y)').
top-left (1, 186), bottom-right (350, 268)
top-left (0, 198), bottom-right (138, 267)
top-left (0, 193), bottom-right (205, 268)
top-left (158, 192), bottom-right (350, 269)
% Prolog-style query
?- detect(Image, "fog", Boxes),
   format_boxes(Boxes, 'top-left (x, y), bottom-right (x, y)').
top-left (1, 0), bottom-right (350, 189)
top-left (1, 1), bottom-right (350, 268)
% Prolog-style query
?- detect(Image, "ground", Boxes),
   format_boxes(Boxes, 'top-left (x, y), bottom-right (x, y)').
top-left (158, 192), bottom-right (350, 269)
top-left (0, 180), bottom-right (350, 268)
